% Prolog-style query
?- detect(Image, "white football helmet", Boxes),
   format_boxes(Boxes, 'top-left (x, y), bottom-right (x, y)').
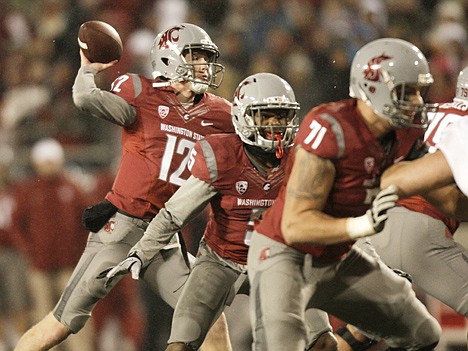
top-left (232, 73), bottom-right (300, 153)
top-left (349, 38), bottom-right (437, 128)
top-left (151, 23), bottom-right (224, 93)
top-left (454, 66), bottom-right (468, 103)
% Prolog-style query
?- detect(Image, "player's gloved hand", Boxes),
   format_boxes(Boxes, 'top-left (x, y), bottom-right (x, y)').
top-left (96, 252), bottom-right (142, 288)
top-left (346, 185), bottom-right (398, 240)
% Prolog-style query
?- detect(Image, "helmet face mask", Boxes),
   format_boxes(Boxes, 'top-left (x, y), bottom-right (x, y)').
top-left (386, 83), bottom-right (434, 127)
top-left (349, 38), bottom-right (438, 128)
top-left (244, 107), bottom-right (298, 150)
top-left (232, 73), bottom-right (300, 153)
top-left (151, 23), bottom-right (224, 92)
top-left (181, 48), bottom-right (224, 93)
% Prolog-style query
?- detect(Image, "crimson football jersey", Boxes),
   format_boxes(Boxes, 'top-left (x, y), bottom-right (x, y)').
top-left (190, 134), bottom-right (288, 265)
top-left (396, 101), bottom-right (467, 235)
top-left (105, 74), bottom-right (234, 219)
top-left (256, 99), bottom-right (425, 262)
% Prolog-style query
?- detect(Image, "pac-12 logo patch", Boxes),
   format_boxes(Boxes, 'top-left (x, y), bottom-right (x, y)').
top-left (236, 181), bottom-right (248, 195)
top-left (158, 105), bottom-right (169, 119)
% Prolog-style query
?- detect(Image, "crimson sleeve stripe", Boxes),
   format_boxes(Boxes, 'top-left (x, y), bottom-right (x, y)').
top-left (199, 139), bottom-right (218, 183)
top-left (130, 74), bottom-right (143, 98)
top-left (318, 113), bottom-right (345, 158)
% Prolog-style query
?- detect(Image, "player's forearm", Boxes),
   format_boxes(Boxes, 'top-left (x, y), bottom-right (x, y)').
top-left (425, 185), bottom-right (468, 221)
top-left (72, 66), bottom-right (136, 126)
top-left (131, 176), bottom-right (217, 265)
top-left (381, 152), bottom-right (453, 197)
top-left (131, 208), bottom-right (183, 265)
top-left (281, 210), bottom-right (351, 245)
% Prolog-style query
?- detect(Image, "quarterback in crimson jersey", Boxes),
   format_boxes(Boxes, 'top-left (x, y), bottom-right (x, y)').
top-left (108, 72), bottom-right (233, 218)
top-left (248, 38), bottom-right (442, 351)
top-left (14, 23), bottom-right (234, 351)
top-left (103, 73), bottom-right (338, 351)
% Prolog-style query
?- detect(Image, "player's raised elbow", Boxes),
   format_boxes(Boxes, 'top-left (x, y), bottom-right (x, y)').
top-left (72, 90), bottom-right (94, 112)
top-left (281, 216), bottom-right (304, 245)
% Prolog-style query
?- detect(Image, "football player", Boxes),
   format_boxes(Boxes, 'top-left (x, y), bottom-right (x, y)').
top-left (247, 38), bottom-right (442, 351)
top-left (338, 66), bottom-right (468, 350)
top-left (14, 23), bottom-right (234, 351)
top-left (366, 65), bottom-right (468, 313)
top-left (381, 66), bottom-right (468, 197)
top-left (102, 73), bottom-right (338, 351)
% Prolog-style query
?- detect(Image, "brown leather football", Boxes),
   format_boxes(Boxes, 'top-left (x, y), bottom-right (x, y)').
top-left (78, 21), bottom-right (123, 63)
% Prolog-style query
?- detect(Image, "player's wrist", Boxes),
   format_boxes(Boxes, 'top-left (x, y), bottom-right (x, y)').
top-left (127, 251), bottom-right (142, 263)
top-left (346, 214), bottom-right (376, 240)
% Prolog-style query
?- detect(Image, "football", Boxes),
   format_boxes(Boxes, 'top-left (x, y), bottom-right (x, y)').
top-left (78, 20), bottom-right (123, 63)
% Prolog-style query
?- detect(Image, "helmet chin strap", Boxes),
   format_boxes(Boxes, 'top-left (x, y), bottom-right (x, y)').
top-left (190, 81), bottom-right (208, 94)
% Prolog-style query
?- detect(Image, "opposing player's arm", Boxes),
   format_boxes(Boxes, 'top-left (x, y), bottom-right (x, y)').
top-left (72, 50), bottom-right (136, 127)
top-left (381, 151), bottom-right (454, 197)
top-left (424, 185), bottom-right (468, 221)
top-left (131, 175), bottom-right (217, 266)
top-left (281, 147), bottom-right (347, 245)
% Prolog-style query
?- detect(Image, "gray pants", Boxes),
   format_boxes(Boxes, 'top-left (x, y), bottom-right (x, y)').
top-left (53, 212), bottom-right (191, 333)
top-left (247, 231), bottom-right (441, 351)
top-left (168, 239), bottom-right (248, 349)
top-left (356, 206), bottom-right (468, 316)
top-left (168, 238), bottom-right (331, 350)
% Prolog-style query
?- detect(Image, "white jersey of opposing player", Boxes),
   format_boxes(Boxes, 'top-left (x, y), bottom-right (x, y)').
top-left (426, 100), bottom-right (468, 196)
top-left (425, 101), bottom-right (467, 153)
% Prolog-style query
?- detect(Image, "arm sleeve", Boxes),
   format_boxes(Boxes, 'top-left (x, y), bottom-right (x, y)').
top-left (72, 66), bottom-right (136, 126)
top-left (437, 119), bottom-right (468, 197)
top-left (130, 175), bottom-right (217, 266)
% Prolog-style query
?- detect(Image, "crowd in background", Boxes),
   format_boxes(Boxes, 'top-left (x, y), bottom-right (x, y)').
top-left (1, 0), bottom-right (466, 176)
top-left (0, 0), bottom-right (466, 350)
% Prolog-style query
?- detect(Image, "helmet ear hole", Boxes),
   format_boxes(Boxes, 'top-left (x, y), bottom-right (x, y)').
top-left (161, 58), bottom-right (170, 66)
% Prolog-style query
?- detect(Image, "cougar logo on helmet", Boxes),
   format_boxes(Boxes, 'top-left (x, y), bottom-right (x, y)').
top-left (363, 54), bottom-right (392, 82)
top-left (234, 80), bottom-right (252, 103)
top-left (231, 73), bottom-right (300, 153)
top-left (158, 25), bottom-right (184, 49)
top-left (349, 38), bottom-right (437, 128)
top-left (151, 23), bottom-right (224, 93)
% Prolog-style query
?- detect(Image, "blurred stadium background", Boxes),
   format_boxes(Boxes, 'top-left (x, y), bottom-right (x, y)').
top-left (0, 0), bottom-right (466, 350)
